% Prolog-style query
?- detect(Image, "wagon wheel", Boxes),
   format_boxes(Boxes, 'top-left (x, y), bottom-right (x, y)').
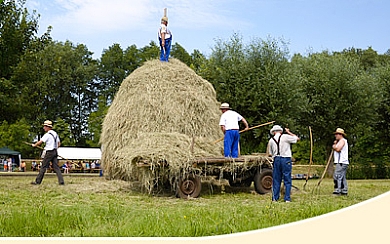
top-left (254, 168), bottom-right (273, 194)
top-left (176, 175), bottom-right (202, 199)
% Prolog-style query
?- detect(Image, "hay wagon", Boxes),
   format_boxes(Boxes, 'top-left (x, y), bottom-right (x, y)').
top-left (136, 154), bottom-right (273, 199)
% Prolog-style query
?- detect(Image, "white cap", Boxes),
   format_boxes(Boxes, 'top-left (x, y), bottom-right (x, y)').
top-left (42, 120), bottom-right (53, 127)
top-left (270, 125), bottom-right (283, 134)
top-left (220, 103), bottom-right (230, 109)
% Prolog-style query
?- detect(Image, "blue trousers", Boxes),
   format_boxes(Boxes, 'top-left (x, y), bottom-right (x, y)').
top-left (224, 130), bottom-right (240, 158)
top-left (272, 156), bottom-right (292, 201)
top-left (159, 37), bottom-right (172, 62)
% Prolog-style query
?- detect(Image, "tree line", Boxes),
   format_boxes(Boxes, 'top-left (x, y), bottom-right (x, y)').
top-left (1, 1), bottom-right (390, 178)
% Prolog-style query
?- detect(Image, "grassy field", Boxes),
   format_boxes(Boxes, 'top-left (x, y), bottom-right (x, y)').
top-left (0, 174), bottom-right (389, 237)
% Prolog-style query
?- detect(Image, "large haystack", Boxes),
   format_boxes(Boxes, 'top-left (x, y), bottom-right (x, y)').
top-left (100, 58), bottom-right (223, 190)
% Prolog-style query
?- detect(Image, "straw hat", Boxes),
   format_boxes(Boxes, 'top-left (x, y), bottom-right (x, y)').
top-left (333, 128), bottom-right (346, 136)
top-left (161, 16), bottom-right (168, 22)
top-left (220, 103), bottom-right (230, 110)
top-left (42, 120), bottom-right (53, 127)
top-left (270, 125), bottom-right (283, 134)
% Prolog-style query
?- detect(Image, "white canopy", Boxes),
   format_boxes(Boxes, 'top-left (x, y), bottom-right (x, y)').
top-left (57, 147), bottom-right (101, 160)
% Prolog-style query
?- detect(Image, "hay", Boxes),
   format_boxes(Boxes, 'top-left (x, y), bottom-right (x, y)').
top-left (100, 58), bottom-right (224, 192)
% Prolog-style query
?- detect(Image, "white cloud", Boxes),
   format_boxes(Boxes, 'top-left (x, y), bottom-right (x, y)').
top-left (46, 0), bottom-right (249, 34)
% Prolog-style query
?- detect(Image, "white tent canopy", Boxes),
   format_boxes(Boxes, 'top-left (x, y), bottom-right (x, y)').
top-left (57, 147), bottom-right (101, 160)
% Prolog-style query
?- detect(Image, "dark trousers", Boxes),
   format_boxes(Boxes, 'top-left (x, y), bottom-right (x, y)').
top-left (35, 149), bottom-right (64, 184)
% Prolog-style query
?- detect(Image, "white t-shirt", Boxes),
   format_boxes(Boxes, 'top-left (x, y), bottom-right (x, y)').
top-left (158, 24), bottom-right (171, 39)
top-left (268, 133), bottom-right (298, 158)
top-left (334, 138), bottom-right (349, 164)
top-left (40, 130), bottom-right (60, 150)
top-left (219, 110), bottom-right (243, 130)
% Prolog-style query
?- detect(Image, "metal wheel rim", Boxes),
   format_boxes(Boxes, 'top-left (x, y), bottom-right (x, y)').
top-left (262, 175), bottom-right (273, 190)
top-left (180, 179), bottom-right (196, 195)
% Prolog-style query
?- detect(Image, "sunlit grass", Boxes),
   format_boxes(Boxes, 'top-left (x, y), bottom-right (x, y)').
top-left (0, 175), bottom-right (388, 237)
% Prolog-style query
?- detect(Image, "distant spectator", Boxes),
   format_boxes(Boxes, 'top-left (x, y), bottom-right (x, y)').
top-left (62, 162), bottom-right (69, 174)
top-left (91, 161), bottom-right (96, 169)
top-left (8, 158), bottom-right (12, 172)
top-left (67, 161), bottom-right (72, 170)
top-left (3, 159), bottom-right (7, 172)
top-left (31, 161), bottom-right (37, 171)
top-left (20, 161), bottom-right (26, 172)
top-left (77, 161), bottom-right (84, 171)
top-left (95, 160), bottom-right (100, 169)
top-left (85, 161), bottom-right (90, 172)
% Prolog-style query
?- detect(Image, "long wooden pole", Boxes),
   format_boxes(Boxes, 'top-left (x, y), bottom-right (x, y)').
top-left (213, 121), bottom-right (275, 144)
top-left (303, 126), bottom-right (313, 190)
top-left (23, 141), bottom-right (69, 161)
top-left (317, 149), bottom-right (334, 187)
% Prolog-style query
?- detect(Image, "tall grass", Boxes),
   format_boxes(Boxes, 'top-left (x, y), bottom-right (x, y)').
top-left (0, 176), bottom-right (388, 237)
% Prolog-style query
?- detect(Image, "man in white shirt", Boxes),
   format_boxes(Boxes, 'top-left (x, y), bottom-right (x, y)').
top-left (31, 120), bottom-right (64, 185)
top-left (332, 128), bottom-right (349, 196)
top-left (219, 103), bottom-right (249, 158)
top-left (268, 125), bottom-right (299, 202)
top-left (158, 15), bottom-right (172, 62)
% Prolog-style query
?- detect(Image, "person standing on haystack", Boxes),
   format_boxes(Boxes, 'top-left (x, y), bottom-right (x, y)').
top-left (219, 103), bottom-right (249, 158)
top-left (332, 128), bottom-right (349, 196)
top-left (31, 120), bottom-right (64, 185)
top-left (268, 125), bottom-right (299, 202)
top-left (158, 8), bottom-right (172, 62)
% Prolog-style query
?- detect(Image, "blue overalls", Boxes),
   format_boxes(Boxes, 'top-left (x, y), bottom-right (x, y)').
top-left (159, 28), bottom-right (172, 62)
top-left (272, 135), bottom-right (292, 201)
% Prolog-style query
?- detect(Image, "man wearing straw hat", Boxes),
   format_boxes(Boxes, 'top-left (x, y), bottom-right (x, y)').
top-left (158, 9), bottom-right (172, 62)
top-left (219, 103), bottom-right (249, 158)
top-left (332, 128), bottom-right (349, 196)
top-left (31, 120), bottom-right (64, 185)
top-left (268, 125), bottom-right (299, 202)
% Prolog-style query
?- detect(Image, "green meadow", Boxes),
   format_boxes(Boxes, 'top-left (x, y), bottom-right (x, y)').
top-left (0, 175), bottom-right (388, 237)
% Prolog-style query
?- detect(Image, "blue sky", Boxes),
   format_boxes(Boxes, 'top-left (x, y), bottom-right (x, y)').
top-left (26, 0), bottom-right (389, 59)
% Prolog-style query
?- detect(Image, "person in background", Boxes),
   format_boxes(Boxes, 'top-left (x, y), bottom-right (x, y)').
top-left (31, 161), bottom-right (37, 171)
top-left (85, 161), bottom-right (90, 172)
top-left (62, 162), bottom-right (69, 174)
top-left (91, 161), bottom-right (96, 170)
top-left (158, 9), bottom-right (172, 62)
top-left (20, 161), bottom-right (26, 172)
top-left (268, 125), bottom-right (300, 202)
top-left (3, 159), bottom-right (7, 172)
top-left (332, 128), bottom-right (349, 196)
top-left (7, 158), bottom-right (12, 172)
top-left (219, 103), bottom-right (249, 158)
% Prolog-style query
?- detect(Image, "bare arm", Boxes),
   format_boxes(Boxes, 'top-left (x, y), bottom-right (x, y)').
top-left (160, 29), bottom-right (165, 47)
top-left (241, 117), bottom-right (249, 130)
top-left (220, 125), bottom-right (226, 134)
top-left (285, 128), bottom-right (300, 141)
top-left (332, 139), bottom-right (345, 152)
top-left (32, 140), bottom-right (43, 148)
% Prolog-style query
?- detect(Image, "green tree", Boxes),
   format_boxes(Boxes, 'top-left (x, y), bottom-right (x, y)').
top-left (0, 0), bottom-right (39, 79)
top-left (0, 119), bottom-right (34, 157)
top-left (11, 41), bottom-right (98, 146)
top-left (199, 34), bottom-right (304, 153)
top-left (171, 43), bottom-right (192, 66)
top-left (0, 0), bottom-right (43, 123)
top-left (190, 49), bottom-right (207, 72)
top-left (98, 43), bottom-right (142, 103)
top-left (86, 96), bottom-right (109, 147)
top-left (291, 51), bottom-right (381, 162)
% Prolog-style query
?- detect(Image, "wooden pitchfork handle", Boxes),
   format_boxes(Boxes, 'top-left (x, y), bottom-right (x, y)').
top-left (317, 149), bottom-right (334, 187)
top-left (23, 141), bottom-right (69, 161)
top-left (213, 121), bottom-right (275, 144)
